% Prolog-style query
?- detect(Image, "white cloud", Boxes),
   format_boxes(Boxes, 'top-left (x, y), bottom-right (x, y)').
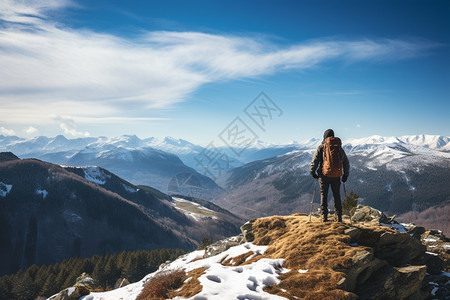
top-left (52, 115), bottom-right (90, 137)
top-left (25, 126), bottom-right (39, 135)
top-left (0, 126), bottom-right (16, 136)
top-left (0, 0), bottom-right (73, 25)
top-left (356, 124), bottom-right (361, 128)
top-left (0, 1), bottom-right (439, 127)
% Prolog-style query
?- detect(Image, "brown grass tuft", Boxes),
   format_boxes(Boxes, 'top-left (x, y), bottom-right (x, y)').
top-left (136, 269), bottom-right (187, 300)
top-left (221, 251), bottom-right (256, 266)
top-left (168, 267), bottom-right (207, 299)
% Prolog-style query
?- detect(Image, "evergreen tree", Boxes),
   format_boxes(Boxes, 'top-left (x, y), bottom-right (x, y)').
top-left (40, 272), bottom-right (57, 297)
top-left (342, 189), bottom-right (359, 217)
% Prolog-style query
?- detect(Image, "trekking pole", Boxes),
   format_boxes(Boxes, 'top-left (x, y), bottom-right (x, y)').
top-left (343, 182), bottom-right (347, 200)
top-left (309, 179), bottom-right (318, 221)
top-left (343, 181), bottom-right (350, 223)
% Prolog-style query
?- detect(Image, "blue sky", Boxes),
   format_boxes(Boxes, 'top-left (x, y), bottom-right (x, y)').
top-left (0, 0), bottom-right (448, 144)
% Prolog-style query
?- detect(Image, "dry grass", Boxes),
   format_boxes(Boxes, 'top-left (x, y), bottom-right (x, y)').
top-left (167, 267), bottom-right (207, 299)
top-left (221, 251), bottom-right (255, 266)
top-left (245, 215), bottom-right (363, 299)
top-left (248, 215), bottom-right (406, 299)
top-left (136, 269), bottom-right (187, 300)
top-left (157, 215), bottom-right (400, 299)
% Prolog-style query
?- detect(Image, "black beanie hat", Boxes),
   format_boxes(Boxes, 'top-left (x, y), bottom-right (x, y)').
top-left (323, 129), bottom-right (334, 140)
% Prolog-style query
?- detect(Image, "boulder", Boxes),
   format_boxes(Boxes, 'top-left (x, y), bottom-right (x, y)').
top-left (375, 231), bottom-right (426, 266)
top-left (337, 249), bottom-right (387, 291)
top-left (48, 284), bottom-right (90, 300)
top-left (48, 273), bottom-right (96, 300)
top-left (351, 205), bottom-right (389, 225)
top-left (240, 219), bottom-right (256, 242)
top-left (203, 234), bottom-right (245, 258)
top-left (344, 227), bottom-right (361, 243)
top-left (355, 265), bottom-right (427, 300)
top-left (422, 252), bottom-right (444, 275)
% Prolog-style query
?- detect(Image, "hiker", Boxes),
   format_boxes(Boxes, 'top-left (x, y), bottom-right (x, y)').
top-left (310, 129), bottom-right (350, 222)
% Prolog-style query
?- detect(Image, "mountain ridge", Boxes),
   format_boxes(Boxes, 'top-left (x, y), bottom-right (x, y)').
top-left (0, 153), bottom-right (243, 276)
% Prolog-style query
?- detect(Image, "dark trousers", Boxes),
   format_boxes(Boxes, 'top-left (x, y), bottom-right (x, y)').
top-left (319, 176), bottom-right (342, 215)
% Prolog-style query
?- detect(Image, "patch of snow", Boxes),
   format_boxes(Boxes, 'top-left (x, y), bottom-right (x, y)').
top-left (439, 272), bottom-right (450, 278)
top-left (0, 182), bottom-right (12, 197)
top-left (83, 167), bottom-right (110, 185)
top-left (67, 287), bottom-right (76, 296)
top-left (172, 197), bottom-right (217, 220)
top-left (431, 287), bottom-right (438, 296)
top-left (380, 223), bottom-right (407, 233)
top-left (36, 189), bottom-right (48, 199)
top-left (426, 251), bottom-right (439, 256)
top-left (298, 269), bottom-right (308, 274)
top-left (122, 183), bottom-right (137, 193)
top-left (424, 237), bottom-right (438, 243)
top-left (84, 242), bottom-right (290, 300)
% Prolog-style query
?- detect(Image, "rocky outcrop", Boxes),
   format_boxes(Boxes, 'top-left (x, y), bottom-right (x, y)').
top-left (335, 225), bottom-right (427, 299)
top-left (237, 212), bottom-right (448, 300)
top-left (48, 273), bottom-right (96, 300)
top-left (351, 205), bottom-right (390, 225)
top-left (204, 234), bottom-right (245, 258)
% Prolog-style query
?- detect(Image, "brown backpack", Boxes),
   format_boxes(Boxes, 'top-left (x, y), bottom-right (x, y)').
top-left (322, 137), bottom-right (343, 178)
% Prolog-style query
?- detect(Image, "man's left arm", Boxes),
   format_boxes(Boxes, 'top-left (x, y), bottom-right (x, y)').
top-left (342, 149), bottom-right (350, 182)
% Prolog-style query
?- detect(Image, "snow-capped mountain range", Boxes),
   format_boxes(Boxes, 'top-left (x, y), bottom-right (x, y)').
top-left (1, 133), bottom-right (448, 165)
top-left (211, 134), bottom-right (450, 235)
top-left (0, 133), bottom-right (449, 194)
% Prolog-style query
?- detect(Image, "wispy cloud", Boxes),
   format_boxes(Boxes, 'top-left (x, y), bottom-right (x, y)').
top-left (51, 115), bottom-right (90, 137)
top-left (0, 0), bottom-right (439, 127)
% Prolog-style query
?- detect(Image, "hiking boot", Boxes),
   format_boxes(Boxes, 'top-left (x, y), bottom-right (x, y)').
top-left (337, 212), bottom-right (343, 222)
top-left (323, 214), bottom-right (329, 222)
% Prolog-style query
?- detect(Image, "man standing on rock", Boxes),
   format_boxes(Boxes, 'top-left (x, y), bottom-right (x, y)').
top-left (310, 129), bottom-right (350, 222)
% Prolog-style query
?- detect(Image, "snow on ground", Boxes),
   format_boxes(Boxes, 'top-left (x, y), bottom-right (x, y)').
top-left (82, 242), bottom-right (290, 300)
top-left (380, 222), bottom-right (407, 233)
top-left (172, 197), bottom-right (217, 220)
top-left (83, 167), bottom-right (110, 185)
top-left (122, 183), bottom-right (137, 193)
top-left (0, 182), bottom-right (12, 197)
top-left (36, 189), bottom-right (48, 199)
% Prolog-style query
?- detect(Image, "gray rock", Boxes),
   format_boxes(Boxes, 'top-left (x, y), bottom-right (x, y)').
top-left (422, 252), bottom-right (444, 275)
top-left (344, 227), bottom-right (361, 243)
top-left (375, 232), bottom-right (426, 266)
top-left (355, 265), bottom-right (427, 300)
top-left (240, 219), bottom-right (256, 242)
top-left (48, 273), bottom-right (95, 300)
top-left (203, 234), bottom-right (245, 258)
top-left (351, 205), bottom-right (388, 225)
top-left (337, 249), bottom-right (387, 291)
